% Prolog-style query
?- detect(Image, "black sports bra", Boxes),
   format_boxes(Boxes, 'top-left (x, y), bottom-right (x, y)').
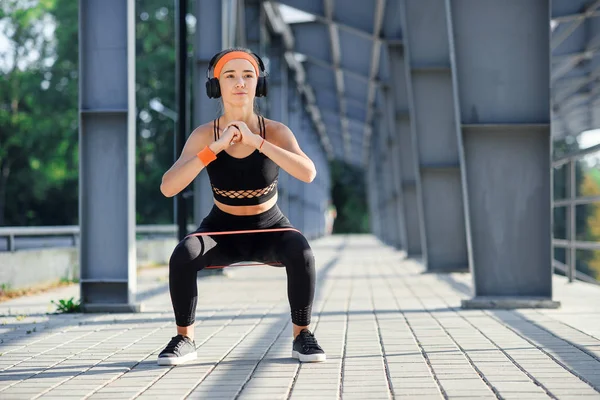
top-left (204, 115), bottom-right (279, 206)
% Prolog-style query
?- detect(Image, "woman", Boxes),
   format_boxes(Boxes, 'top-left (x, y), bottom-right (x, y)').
top-left (156, 48), bottom-right (326, 366)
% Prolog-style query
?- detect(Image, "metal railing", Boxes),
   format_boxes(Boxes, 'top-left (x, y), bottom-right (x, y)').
top-left (552, 142), bottom-right (600, 285)
top-left (0, 224), bottom-right (195, 252)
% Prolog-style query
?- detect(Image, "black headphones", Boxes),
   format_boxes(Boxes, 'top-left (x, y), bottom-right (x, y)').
top-left (205, 50), bottom-right (268, 99)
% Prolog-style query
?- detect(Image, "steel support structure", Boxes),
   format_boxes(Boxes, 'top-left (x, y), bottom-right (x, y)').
top-left (371, 121), bottom-right (388, 242)
top-left (366, 148), bottom-right (380, 237)
top-left (376, 113), bottom-right (395, 246)
top-left (244, 0), bottom-right (269, 114)
top-left (78, 0), bottom-right (140, 312)
top-left (382, 86), bottom-right (408, 251)
top-left (445, 0), bottom-right (559, 308)
top-left (193, 0), bottom-right (224, 225)
top-left (399, 0), bottom-right (468, 271)
top-left (286, 72), bottom-right (305, 231)
top-left (387, 44), bottom-right (422, 256)
top-left (268, 36), bottom-right (291, 216)
top-left (175, 0), bottom-right (188, 241)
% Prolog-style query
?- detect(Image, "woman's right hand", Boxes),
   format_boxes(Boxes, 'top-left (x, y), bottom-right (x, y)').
top-left (217, 125), bottom-right (241, 149)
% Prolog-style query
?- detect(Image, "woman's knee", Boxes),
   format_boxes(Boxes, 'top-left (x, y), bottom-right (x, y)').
top-left (169, 235), bottom-right (204, 269)
top-left (278, 231), bottom-right (314, 266)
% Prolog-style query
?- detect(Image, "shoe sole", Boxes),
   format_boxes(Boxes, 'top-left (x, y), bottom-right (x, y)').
top-left (157, 352), bottom-right (197, 366)
top-left (292, 350), bottom-right (326, 363)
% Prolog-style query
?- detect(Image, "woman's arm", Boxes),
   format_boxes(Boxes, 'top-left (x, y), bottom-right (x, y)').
top-left (259, 122), bottom-right (317, 183)
top-left (160, 124), bottom-right (237, 197)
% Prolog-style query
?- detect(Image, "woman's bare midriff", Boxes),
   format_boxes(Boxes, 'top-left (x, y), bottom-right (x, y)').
top-left (214, 194), bottom-right (278, 216)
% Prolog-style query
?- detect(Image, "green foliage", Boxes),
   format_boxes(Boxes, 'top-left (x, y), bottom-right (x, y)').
top-left (50, 297), bottom-right (81, 313)
top-left (0, 0), bottom-right (78, 226)
top-left (134, 0), bottom-right (179, 225)
top-left (330, 160), bottom-right (369, 233)
top-left (0, 0), bottom-right (185, 226)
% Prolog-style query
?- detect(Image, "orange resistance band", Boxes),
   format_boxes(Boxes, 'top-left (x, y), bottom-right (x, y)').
top-left (186, 227), bottom-right (302, 269)
top-left (213, 51), bottom-right (259, 78)
top-left (197, 146), bottom-right (217, 166)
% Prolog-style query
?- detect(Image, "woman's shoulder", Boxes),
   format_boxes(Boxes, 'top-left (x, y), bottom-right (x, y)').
top-left (190, 120), bottom-right (218, 140)
top-left (262, 117), bottom-right (293, 140)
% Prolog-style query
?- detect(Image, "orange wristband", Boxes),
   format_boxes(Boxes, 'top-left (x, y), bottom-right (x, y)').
top-left (197, 146), bottom-right (217, 166)
top-left (259, 138), bottom-right (265, 152)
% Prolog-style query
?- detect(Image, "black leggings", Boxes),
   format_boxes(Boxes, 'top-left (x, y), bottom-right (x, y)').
top-left (168, 205), bottom-right (315, 327)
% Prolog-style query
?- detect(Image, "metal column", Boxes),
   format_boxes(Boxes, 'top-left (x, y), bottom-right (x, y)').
top-left (367, 131), bottom-right (382, 238)
top-left (376, 115), bottom-right (395, 246)
top-left (193, 0), bottom-right (223, 226)
top-left (286, 72), bottom-right (304, 230)
top-left (400, 0), bottom-right (468, 271)
top-left (383, 86), bottom-right (408, 251)
top-left (243, 0), bottom-right (269, 114)
top-left (268, 36), bottom-right (290, 217)
top-left (243, 0), bottom-right (262, 53)
top-left (78, 0), bottom-right (140, 312)
top-left (387, 44), bottom-right (423, 257)
top-left (447, 0), bottom-right (559, 308)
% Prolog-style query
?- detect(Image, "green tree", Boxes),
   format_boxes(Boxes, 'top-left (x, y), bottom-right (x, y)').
top-left (134, 0), bottom-right (178, 225)
top-left (330, 159), bottom-right (369, 233)
top-left (0, 0), bottom-right (78, 226)
top-left (1, 0), bottom-right (185, 226)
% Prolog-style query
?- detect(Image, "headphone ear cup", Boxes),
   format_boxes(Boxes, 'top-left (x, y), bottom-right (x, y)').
top-left (206, 78), bottom-right (221, 98)
top-left (213, 78), bottom-right (221, 98)
top-left (205, 79), bottom-right (213, 98)
top-left (256, 77), bottom-right (268, 97)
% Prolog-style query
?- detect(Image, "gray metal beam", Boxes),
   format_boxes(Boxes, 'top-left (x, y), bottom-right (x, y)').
top-left (300, 53), bottom-right (381, 86)
top-left (551, 0), bottom-right (600, 51)
top-left (369, 130), bottom-right (383, 239)
top-left (243, 0), bottom-right (269, 117)
top-left (263, 1), bottom-right (334, 158)
top-left (320, 109), bottom-right (369, 130)
top-left (269, 36), bottom-right (290, 216)
top-left (447, 0), bottom-right (559, 308)
top-left (193, 0), bottom-right (223, 225)
top-left (324, 0), bottom-right (351, 161)
top-left (286, 72), bottom-right (304, 230)
top-left (302, 124), bottom-right (322, 238)
top-left (367, 151), bottom-right (380, 238)
top-left (277, 0), bottom-right (381, 43)
top-left (379, 114), bottom-right (397, 246)
top-left (243, 0), bottom-right (261, 51)
top-left (361, 0), bottom-right (386, 165)
top-left (387, 44), bottom-right (422, 257)
top-left (78, 0), bottom-right (139, 312)
top-left (551, 36), bottom-right (600, 82)
top-left (383, 87), bottom-right (407, 251)
top-left (553, 65), bottom-right (600, 105)
top-left (400, 0), bottom-right (468, 271)
top-left (314, 88), bottom-right (368, 111)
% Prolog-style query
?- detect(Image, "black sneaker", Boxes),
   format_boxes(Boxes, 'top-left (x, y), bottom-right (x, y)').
top-left (157, 334), bottom-right (197, 366)
top-left (292, 329), bottom-right (326, 362)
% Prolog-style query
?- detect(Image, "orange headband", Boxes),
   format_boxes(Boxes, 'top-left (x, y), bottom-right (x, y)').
top-left (213, 51), bottom-right (260, 78)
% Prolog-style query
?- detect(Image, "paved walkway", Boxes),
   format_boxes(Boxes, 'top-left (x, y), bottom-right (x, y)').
top-left (0, 235), bottom-right (599, 400)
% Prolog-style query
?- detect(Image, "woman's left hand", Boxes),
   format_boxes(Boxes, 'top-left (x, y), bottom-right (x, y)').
top-left (224, 121), bottom-right (262, 149)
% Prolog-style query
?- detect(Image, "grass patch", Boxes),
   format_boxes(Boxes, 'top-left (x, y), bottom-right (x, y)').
top-left (0, 278), bottom-right (79, 303)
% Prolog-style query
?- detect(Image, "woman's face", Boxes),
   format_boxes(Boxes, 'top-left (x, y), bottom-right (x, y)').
top-left (219, 58), bottom-right (257, 107)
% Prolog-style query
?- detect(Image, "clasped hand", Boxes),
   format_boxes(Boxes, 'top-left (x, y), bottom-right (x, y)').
top-left (218, 121), bottom-right (262, 149)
